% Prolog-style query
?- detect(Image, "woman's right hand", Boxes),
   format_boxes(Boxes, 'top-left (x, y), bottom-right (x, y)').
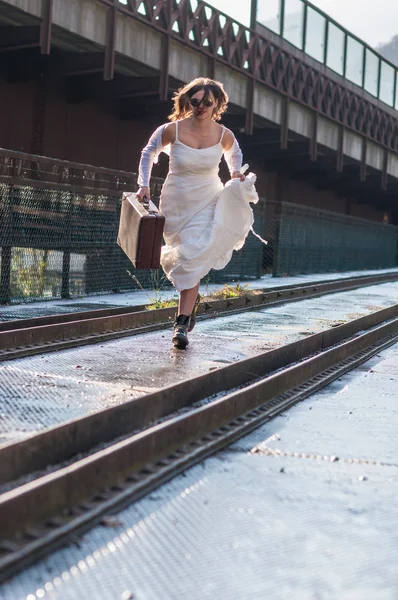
top-left (136, 186), bottom-right (150, 203)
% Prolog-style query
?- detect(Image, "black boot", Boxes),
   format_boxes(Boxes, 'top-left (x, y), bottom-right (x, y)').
top-left (188, 294), bottom-right (201, 332)
top-left (172, 314), bottom-right (190, 349)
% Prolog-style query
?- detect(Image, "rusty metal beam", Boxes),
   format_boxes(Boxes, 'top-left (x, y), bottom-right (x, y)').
top-left (159, 0), bottom-right (172, 101)
top-left (159, 34), bottom-right (170, 102)
top-left (337, 126), bottom-right (344, 173)
top-left (250, 0), bottom-right (258, 30)
top-left (310, 112), bottom-right (318, 162)
top-left (245, 78), bottom-right (255, 135)
top-left (40, 0), bottom-right (53, 55)
top-left (280, 96), bottom-right (289, 150)
top-left (360, 138), bottom-right (367, 182)
top-left (104, 2), bottom-right (117, 80)
top-left (0, 146), bottom-right (141, 194)
top-left (381, 149), bottom-right (388, 191)
top-left (209, 56), bottom-right (216, 80)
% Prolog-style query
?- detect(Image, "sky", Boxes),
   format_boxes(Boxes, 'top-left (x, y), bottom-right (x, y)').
top-left (207, 0), bottom-right (398, 49)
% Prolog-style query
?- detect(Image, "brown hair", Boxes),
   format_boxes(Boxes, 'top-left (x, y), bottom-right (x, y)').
top-left (168, 77), bottom-right (229, 122)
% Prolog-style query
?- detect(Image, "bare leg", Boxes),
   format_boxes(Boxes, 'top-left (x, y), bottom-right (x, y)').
top-left (178, 283), bottom-right (200, 316)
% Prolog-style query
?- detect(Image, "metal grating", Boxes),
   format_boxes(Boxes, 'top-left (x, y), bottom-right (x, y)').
top-left (0, 281), bottom-right (397, 446)
top-left (1, 341), bottom-right (397, 599)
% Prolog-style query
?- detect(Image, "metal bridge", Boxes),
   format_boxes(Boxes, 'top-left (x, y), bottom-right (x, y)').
top-left (1, 5), bottom-right (398, 595)
top-left (0, 0), bottom-right (398, 304)
top-left (1, 0), bottom-right (398, 200)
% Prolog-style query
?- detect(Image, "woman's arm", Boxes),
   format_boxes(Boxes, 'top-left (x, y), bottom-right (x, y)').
top-left (222, 128), bottom-right (245, 181)
top-left (161, 122), bottom-right (176, 146)
top-left (136, 123), bottom-right (176, 201)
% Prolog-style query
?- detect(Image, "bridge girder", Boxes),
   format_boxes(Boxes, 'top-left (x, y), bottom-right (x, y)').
top-left (0, 1), bottom-right (397, 223)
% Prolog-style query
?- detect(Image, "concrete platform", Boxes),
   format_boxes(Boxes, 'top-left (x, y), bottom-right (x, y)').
top-left (0, 279), bottom-right (397, 447)
top-left (1, 267), bottom-right (398, 321)
top-left (2, 327), bottom-right (397, 599)
top-left (0, 282), bottom-right (398, 444)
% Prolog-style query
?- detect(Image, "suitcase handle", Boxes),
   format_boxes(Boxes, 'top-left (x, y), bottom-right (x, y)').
top-left (135, 194), bottom-right (158, 215)
top-left (134, 194), bottom-right (150, 207)
top-left (142, 195), bottom-right (159, 215)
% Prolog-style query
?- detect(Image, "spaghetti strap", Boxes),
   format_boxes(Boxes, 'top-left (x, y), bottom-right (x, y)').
top-left (175, 121), bottom-right (179, 141)
top-left (219, 125), bottom-right (226, 143)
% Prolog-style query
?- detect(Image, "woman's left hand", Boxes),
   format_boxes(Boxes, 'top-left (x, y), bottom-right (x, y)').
top-left (232, 171), bottom-right (246, 181)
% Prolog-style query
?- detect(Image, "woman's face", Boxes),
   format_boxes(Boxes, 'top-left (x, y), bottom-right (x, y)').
top-left (190, 89), bottom-right (216, 121)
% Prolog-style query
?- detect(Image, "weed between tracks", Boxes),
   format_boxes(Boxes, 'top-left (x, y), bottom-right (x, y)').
top-left (146, 298), bottom-right (179, 310)
top-left (145, 283), bottom-right (255, 310)
top-left (126, 269), bottom-right (259, 311)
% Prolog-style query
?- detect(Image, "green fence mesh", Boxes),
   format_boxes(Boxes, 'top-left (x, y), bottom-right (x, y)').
top-left (1, 149), bottom-right (397, 305)
top-left (272, 202), bottom-right (398, 276)
top-left (0, 150), bottom-right (265, 304)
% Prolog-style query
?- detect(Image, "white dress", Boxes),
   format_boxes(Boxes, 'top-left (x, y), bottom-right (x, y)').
top-left (158, 123), bottom-right (260, 291)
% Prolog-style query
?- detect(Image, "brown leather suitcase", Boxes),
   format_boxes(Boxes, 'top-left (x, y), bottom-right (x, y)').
top-left (117, 192), bottom-right (165, 269)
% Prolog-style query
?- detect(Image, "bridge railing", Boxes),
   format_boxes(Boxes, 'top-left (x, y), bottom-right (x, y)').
top-left (0, 149), bottom-right (160, 304)
top-left (105, 0), bottom-right (398, 153)
top-left (257, 0), bottom-right (398, 109)
top-left (0, 145), bottom-right (396, 305)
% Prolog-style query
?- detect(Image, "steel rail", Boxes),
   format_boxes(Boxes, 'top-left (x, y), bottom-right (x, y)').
top-left (0, 296), bottom-right (396, 488)
top-left (1, 271), bottom-right (397, 361)
top-left (0, 305), bottom-right (397, 580)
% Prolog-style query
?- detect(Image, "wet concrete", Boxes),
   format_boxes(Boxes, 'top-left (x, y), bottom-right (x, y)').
top-left (0, 281), bottom-right (397, 444)
top-left (2, 331), bottom-right (397, 599)
top-left (2, 267), bottom-right (397, 321)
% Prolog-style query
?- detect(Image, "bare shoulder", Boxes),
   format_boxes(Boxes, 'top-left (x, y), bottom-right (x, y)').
top-left (161, 122), bottom-right (177, 145)
top-left (221, 127), bottom-right (236, 151)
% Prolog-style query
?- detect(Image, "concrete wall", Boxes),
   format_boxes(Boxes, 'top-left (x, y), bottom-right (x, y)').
top-left (317, 116), bottom-right (339, 150)
top-left (254, 85), bottom-right (282, 124)
top-left (0, 0), bottom-right (42, 17)
top-left (53, 0), bottom-right (107, 45)
top-left (116, 12), bottom-right (162, 69)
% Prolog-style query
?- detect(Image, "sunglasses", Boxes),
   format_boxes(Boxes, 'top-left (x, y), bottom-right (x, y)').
top-left (189, 96), bottom-right (214, 108)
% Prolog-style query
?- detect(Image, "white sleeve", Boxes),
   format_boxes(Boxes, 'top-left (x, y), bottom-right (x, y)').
top-left (224, 136), bottom-right (243, 176)
top-left (137, 124), bottom-right (167, 187)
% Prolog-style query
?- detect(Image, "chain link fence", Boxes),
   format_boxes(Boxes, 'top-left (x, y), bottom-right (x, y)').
top-left (1, 149), bottom-right (397, 305)
top-left (0, 149), bottom-right (265, 304)
top-left (270, 201), bottom-right (398, 276)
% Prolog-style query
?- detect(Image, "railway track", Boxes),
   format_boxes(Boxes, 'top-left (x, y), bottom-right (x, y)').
top-left (1, 271), bottom-right (398, 361)
top-left (1, 299), bottom-right (398, 582)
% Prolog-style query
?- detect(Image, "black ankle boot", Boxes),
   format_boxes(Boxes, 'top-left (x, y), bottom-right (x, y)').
top-left (188, 294), bottom-right (201, 332)
top-left (172, 314), bottom-right (190, 349)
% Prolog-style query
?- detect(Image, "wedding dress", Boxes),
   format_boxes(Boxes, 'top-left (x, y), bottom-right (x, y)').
top-left (138, 121), bottom-right (264, 291)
